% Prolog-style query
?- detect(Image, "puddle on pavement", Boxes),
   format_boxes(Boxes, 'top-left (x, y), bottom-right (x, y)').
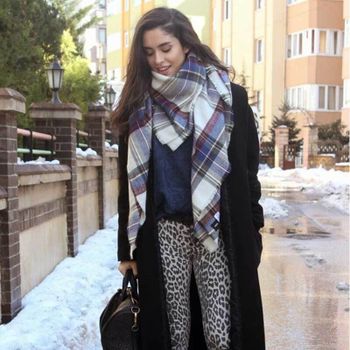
top-left (261, 189), bottom-right (347, 240)
top-left (260, 190), bottom-right (349, 350)
top-left (261, 219), bottom-right (332, 240)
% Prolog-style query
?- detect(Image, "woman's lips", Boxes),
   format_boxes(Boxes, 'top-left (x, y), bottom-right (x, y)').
top-left (157, 66), bottom-right (171, 74)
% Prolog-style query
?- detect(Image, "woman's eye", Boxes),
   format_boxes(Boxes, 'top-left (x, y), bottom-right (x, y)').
top-left (162, 47), bottom-right (171, 53)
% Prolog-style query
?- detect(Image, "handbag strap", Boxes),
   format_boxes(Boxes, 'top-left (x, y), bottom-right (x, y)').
top-left (122, 269), bottom-right (138, 296)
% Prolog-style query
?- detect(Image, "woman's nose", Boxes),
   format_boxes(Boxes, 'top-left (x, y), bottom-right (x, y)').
top-left (154, 51), bottom-right (164, 65)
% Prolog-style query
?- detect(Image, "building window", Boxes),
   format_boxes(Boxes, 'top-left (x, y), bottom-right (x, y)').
top-left (311, 29), bottom-right (315, 53)
top-left (331, 31), bottom-right (338, 55)
top-left (287, 28), bottom-right (343, 58)
top-left (256, 0), bottom-right (263, 9)
top-left (287, 85), bottom-right (343, 111)
top-left (124, 31), bottom-right (129, 47)
top-left (222, 48), bottom-right (231, 66)
top-left (319, 30), bottom-right (327, 54)
top-left (99, 0), bottom-right (106, 9)
top-left (223, 0), bottom-right (231, 20)
top-left (327, 86), bottom-right (336, 110)
top-left (134, 0), bottom-right (141, 5)
top-left (318, 86), bottom-right (326, 109)
top-left (344, 19), bottom-right (350, 48)
top-left (256, 39), bottom-right (263, 63)
top-left (318, 85), bottom-right (343, 110)
top-left (98, 27), bottom-right (106, 44)
top-left (339, 87), bottom-right (343, 109)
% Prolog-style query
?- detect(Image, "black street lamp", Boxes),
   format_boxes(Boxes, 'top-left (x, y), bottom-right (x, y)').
top-left (46, 58), bottom-right (64, 104)
top-left (105, 86), bottom-right (116, 110)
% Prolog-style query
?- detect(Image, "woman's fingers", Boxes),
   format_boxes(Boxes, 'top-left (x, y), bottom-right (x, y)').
top-left (118, 261), bottom-right (138, 277)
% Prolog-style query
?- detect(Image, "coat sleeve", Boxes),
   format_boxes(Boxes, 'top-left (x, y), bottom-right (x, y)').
top-left (246, 103), bottom-right (264, 232)
top-left (117, 135), bottom-right (132, 261)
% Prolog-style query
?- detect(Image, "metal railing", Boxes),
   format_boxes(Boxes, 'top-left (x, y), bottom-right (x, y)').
top-left (17, 128), bottom-right (56, 161)
top-left (76, 129), bottom-right (89, 149)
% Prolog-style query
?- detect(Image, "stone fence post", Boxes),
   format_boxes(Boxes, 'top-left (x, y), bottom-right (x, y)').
top-left (274, 125), bottom-right (289, 168)
top-left (302, 124), bottom-right (318, 168)
top-left (29, 102), bottom-right (82, 257)
top-left (0, 88), bottom-right (25, 322)
top-left (86, 104), bottom-right (109, 228)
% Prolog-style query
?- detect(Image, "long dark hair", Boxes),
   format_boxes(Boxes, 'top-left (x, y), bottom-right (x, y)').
top-left (112, 7), bottom-right (229, 136)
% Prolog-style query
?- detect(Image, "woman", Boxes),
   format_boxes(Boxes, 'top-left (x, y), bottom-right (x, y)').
top-left (113, 7), bottom-right (265, 350)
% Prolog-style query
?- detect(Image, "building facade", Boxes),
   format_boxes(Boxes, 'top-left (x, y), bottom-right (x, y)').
top-left (81, 0), bottom-right (108, 77)
top-left (212, 0), bottom-right (346, 138)
top-left (106, 0), bottom-right (347, 136)
top-left (342, 0), bottom-right (350, 129)
top-left (106, 0), bottom-right (212, 85)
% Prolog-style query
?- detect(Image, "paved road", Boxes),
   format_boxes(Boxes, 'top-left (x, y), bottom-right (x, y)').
top-left (259, 191), bottom-right (349, 350)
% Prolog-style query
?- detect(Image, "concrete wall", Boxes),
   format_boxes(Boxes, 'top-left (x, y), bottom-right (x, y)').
top-left (105, 152), bottom-right (118, 221)
top-left (77, 160), bottom-right (101, 245)
top-left (17, 166), bottom-right (70, 297)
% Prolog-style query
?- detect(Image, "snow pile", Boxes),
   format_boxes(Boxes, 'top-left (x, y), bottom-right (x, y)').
top-left (0, 216), bottom-right (121, 350)
top-left (76, 147), bottom-right (98, 158)
top-left (17, 156), bottom-right (60, 165)
top-left (260, 198), bottom-right (288, 218)
top-left (259, 167), bottom-right (350, 213)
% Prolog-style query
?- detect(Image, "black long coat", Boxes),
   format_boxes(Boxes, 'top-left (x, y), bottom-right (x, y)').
top-left (117, 83), bottom-right (265, 350)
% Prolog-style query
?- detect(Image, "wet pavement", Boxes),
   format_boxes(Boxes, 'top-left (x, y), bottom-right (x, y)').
top-left (259, 190), bottom-right (349, 350)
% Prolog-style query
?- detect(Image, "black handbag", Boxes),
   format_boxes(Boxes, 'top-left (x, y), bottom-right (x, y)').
top-left (100, 269), bottom-right (140, 350)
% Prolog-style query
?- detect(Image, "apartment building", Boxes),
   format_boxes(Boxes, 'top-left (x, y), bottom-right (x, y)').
top-left (106, 0), bottom-right (346, 136)
top-left (212, 0), bottom-right (345, 138)
top-left (106, 0), bottom-right (212, 84)
top-left (81, 0), bottom-right (108, 77)
top-left (343, 0), bottom-right (350, 129)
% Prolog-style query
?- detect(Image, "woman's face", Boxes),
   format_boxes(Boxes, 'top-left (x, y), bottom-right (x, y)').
top-left (142, 27), bottom-right (189, 76)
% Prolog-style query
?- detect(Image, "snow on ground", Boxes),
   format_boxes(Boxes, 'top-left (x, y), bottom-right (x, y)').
top-left (0, 166), bottom-right (348, 349)
top-left (259, 166), bottom-right (350, 213)
top-left (0, 216), bottom-right (121, 350)
top-left (260, 198), bottom-right (288, 218)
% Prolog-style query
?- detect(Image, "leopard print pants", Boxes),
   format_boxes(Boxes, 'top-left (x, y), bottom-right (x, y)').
top-left (157, 219), bottom-right (231, 350)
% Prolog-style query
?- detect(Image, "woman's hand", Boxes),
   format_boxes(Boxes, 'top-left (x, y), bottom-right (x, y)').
top-left (118, 260), bottom-right (138, 277)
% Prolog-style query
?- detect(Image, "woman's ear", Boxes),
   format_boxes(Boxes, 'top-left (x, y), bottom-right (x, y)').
top-left (184, 47), bottom-right (190, 54)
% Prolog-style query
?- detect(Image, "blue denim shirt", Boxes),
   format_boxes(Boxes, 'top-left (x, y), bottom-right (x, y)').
top-left (153, 133), bottom-right (193, 220)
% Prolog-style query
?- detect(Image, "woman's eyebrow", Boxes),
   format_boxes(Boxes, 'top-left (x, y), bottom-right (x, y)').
top-left (143, 42), bottom-right (172, 50)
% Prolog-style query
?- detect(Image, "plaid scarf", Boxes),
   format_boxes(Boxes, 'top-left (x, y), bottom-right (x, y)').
top-left (127, 54), bottom-right (234, 258)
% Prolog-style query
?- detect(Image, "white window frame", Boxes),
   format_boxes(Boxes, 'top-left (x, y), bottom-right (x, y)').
top-left (286, 84), bottom-right (343, 111)
top-left (256, 39), bottom-right (263, 63)
top-left (287, 28), bottom-right (343, 59)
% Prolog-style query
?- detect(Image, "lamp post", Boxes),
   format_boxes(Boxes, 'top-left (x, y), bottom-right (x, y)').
top-left (46, 58), bottom-right (64, 104)
top-left (104, 85), bottom-right (116, 110)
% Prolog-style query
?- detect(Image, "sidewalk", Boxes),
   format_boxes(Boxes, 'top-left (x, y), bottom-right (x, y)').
top-left (0, 217), bottom-right (121, 350)
top-left (0, 167), bottom-right (348, 349)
